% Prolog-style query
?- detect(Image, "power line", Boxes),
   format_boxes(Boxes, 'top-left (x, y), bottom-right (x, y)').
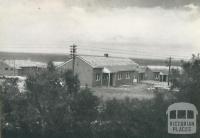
top-left (0, 47), bottom-right (189, 60)
top-left (78, 46), bottom-right (190, 59)
top-left (78, 48), bottom-right (189, 60)
top-left (0, 43), bottom-right (192, 60)
top-left (0, 41), bottom-right (194, 57)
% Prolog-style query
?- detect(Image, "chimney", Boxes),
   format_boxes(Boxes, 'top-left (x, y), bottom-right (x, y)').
top-left (104, 53), bottom-right (109, 57)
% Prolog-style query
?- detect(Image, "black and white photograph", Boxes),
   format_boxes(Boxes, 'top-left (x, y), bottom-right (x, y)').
top-left (0, 0), bottom-right (200, 138)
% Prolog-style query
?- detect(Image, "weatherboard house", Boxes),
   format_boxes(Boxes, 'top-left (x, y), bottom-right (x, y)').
top-left (145, 65), bottom-right (182, 82)
top-left (56, 55), bottom-right (139, 87)
top-left (0, 60), bottom-right (16, 76)
top-left (0, 60), bottom-right (47, 76)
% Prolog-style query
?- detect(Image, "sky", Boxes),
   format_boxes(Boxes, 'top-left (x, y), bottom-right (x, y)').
top-left (0, 0), bottom-right (200, 59)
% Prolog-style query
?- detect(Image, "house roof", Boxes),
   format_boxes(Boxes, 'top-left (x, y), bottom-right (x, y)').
top-left (79, 55), bottom-right (138, 67)
top-left (147, 65), bottom-right (182, 75)
top-left (55, 59), bottom-right (72, 69)
top-left (104, 65), bottom-right (138, 73)
top-left (4, 60), bottom-right (47, 69)
top-left (79, 55), bottom-right (139, 72)
top-left (53, 61), bottom-right (65, 67)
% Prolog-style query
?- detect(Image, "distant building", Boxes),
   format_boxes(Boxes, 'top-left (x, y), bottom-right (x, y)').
top-left (145, 66), bottom-right (182, 82)
top-left (53, 61), bottom-right (65, 67)
top-left (56, 55), bottom-right (139, 87)
top-left (137, 66), bottom-right (146, 82)
top-left (3, 60), bottom-right (47, 76)
top-left (0, 60), bottom-right (16, 76)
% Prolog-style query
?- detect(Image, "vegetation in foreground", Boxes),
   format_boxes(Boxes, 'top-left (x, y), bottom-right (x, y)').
top-left (0, 56), bottom-right (200, 138)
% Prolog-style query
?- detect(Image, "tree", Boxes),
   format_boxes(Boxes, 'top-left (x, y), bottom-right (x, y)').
top-left (70, 88), bottom-right (99, 138)
top-left (72, 88), bottom-right (99, 122)
top-left (63, 70), bottom-right (80, 95)
top-left (47, 61), bottom-right (56, 72)
top-left (1, 61), bottom-right (99, 138)
top-left (172, 56), bottom-right (200, 138)
top-left (25, 62), bottom-right (84, 138)
top-left (1, 78), bottom-right (29, 138)
top-left (93, 94), bottom-right (175, 138)
top-left (0, 85), bottom-right (2, 138)
top-left (170, 68), bottom-right (181, 89)
top-left (175, 58), bottom-right (200, 109)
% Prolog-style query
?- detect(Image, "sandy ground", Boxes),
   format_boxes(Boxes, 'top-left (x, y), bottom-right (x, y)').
top-left (92, 83), bottom-right (155, 101)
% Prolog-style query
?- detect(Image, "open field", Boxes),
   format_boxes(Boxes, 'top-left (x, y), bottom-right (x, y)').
top-left (92, 83), bottom-right (155, 101)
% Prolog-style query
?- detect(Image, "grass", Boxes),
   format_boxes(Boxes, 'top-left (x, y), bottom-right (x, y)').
top-left (92, 83), bottom-right (155, 101)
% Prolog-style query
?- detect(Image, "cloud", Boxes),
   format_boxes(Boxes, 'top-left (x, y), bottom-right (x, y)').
top-left (0, 0), bottom-right (199, 59)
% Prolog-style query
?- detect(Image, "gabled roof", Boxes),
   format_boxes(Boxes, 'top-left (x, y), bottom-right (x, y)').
top-left (147, 66), bottom-right (182, 75)
top-left (79, 55), bottom-right (139, 72)
top-left (53, 61), bottom-right (65, 67)
top-left (57, 55), bottom-right (138, 72)
top-left (4, 60), bottom-right (47, 69)
top-left (103, 65), bottom-right (138, 73)
top-left (79, 55), bottom-right (138, 67)
top-left (55, 59), bottom-right (72, 69)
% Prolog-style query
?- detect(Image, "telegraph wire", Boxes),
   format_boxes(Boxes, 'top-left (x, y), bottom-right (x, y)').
top-left (0, 42), bottom-right (192, 60)
top-left (79, 48), bottom-right (188, 59)
top-left (0, 47), bottom-right (190, 60)
top-left (78, 49), bottom-right (189, 60)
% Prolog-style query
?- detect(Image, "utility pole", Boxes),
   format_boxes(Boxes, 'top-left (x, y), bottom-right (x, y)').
top-left (13, 59), bottom-right (15, 76)
top-left (167, 57), bottom-right (172, 86)
top-left (70, 44), bottom-right (77, 77)
top-left (70, 44), bottom-right (77, 95)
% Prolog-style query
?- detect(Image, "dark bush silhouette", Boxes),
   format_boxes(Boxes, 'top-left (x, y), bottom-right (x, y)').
top-left (1, 58), bottom-right (200, 138)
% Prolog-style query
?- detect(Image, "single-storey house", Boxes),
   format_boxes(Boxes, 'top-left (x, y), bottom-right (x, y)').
top-left (3, 60), bottom-right (47, 76)
top-left (145, 66), bottom-right (182, 82)
top-left (0, 60), bottom-right (16, 76)
top-left (56, 55), bottom-right (139, 87)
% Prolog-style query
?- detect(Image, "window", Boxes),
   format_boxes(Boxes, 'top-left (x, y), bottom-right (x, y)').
top-left (5, 68), bottom-right (8, 71)
top-left (96, 74), bottom-right (101, 81)
top-left (118, 73), bottom-right (122, 80)
top-left (126, 72), bottom-right (130, 79)
top-left (178, 110), bottom-right (186, 119)
top-left (187, 110), bottom-right (194, 119)
top-left (170, 110), bottom-right (176, 119)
